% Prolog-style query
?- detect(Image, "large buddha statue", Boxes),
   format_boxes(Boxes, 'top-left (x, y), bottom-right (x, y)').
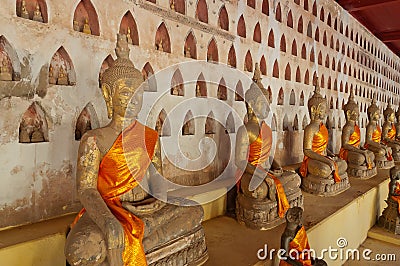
top-left (235, 65), bottom-right (302, 230)
top-left (339, 90), bottom-right (376, 179)
top-left (382, 103), bottom-right (400, 162)
top-left (65, 34), bottom-right (208, 266)
top-left (364, 98), bottom-right (394, 169)
top-left (300, 84), bottom-right (349, 196)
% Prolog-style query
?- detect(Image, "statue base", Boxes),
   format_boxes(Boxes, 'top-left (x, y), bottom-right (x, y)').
top-left (301, 173), bottom-right (350, 196)
top-left (57, 77), bottom-right (69, 85)
top-left (236, 188), bottom-right (303, 230)
top-left (375, 156), bottom-right (395, 169)
top-left (0, 73), bottom-right (12, 81)
top-left (378, 198), bottom-right (400, 235)
top-left (347, 164), bottom-right (377, 179)
top-left (146, 225), bottom-right (208, 266)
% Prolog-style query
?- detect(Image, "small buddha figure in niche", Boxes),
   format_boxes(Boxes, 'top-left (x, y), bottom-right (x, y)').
top-left (276, 207), bottom-right (327, 266)
top-left (20, 0), bottom-right (30, 19)
top-left (185, 46), bottom-right (191, 58)
top-left (170, 0), bottom-right (175, 11)
top-left (73, 20), bottom-right (80, 32)
top-left (395, 107), bottom-right (400, 141)
top-left (171, 84), bottom-right (179, 95)
top-left (234, 66), bottom-right (302, 229)
top-left (364, 98), bottom-right (394, 169)
top-left (57, 66), bottom-right (69, 85)
top-left (205, 117), bottom-right (215, 134)
top-left (208, 53), bottom-right (213, 63)
top-left (0, 57), bottom-right (13, 81)
top-left (382, 103), bottom-right (400, 162)
top-left (182, 119), bottom-right (193, 135)
top-left (339, 89), bottom-right (376, 179)
top-left (32, 3), bottom-right (43, 22)
top-left (127, 28), bottom-right (133, 44)
top-left (157, 39), bottom-right (163, 51)
top-left (48, 66), bottom-right (57, 84)
top-left (65, 34), bottom-right (207, 265)
top-left (196, 84), bottom-right (203, 97)
top-left (300, 82), bottom-right (349, 196)
top-left (19, 104), bottom-right (46, 143)
top-left (83, 18), bottom-right (92, 35)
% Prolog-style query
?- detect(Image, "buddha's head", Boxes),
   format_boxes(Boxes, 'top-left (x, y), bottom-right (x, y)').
top-left (384, 103), bottom-right (395, 123)
top-left (286, 207), bottom-right (303, 225)
top-left (245, 83), bottom-right (270, 120)
top-left (308, 83), bottom-right (327, 121)
top-left (343, 89), bottom-right (359, 123)
top-left (367, 98), bottom-right (380, 122)
top-left (101, 34), bottom-right (144, 119)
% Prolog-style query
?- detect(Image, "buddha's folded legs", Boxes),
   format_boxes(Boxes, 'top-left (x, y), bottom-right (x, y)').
top-left (387, 142), bottom-right (400, 153)
top-left (279, 172), bottom-right (301, 193)
top-left (334, 157), bottom-right (348, 174)
top-left (347, 150), bottom-right (375, 166)
top-left (367, 145), bottom-right (387, 157)
top-left (307, 159), bottom-right (332, 178)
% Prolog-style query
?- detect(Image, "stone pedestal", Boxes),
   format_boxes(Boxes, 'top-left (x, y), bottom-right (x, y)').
top-left (301, 173), bottom-right (350, 196)
top-left (236, 188), bottom-right (303, 230)
top-left (347, 164), bottom-right (377, 179)
top-left (375, 155), bottom-right (395, 169)
top-left (378, 198), bottom-right (400, 235)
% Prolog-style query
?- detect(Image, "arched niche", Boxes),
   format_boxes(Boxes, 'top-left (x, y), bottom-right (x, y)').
top-left (280, 35), bottom-right (286, 52)
top-left (156, 109), bottom-right (171, 137)
top-left (296, 67), bottom-right (301, 82)
top-left (244, 51), bottom-right (253, 72)
top-left (196, 73), bottom-right (207, 97)
top-left (302, 115), bottom-right (308, 130)
top-left (0, 36), bottom-right (20, 81)
top-left (142, 62), bottom-right (157, 92)
top-left (277, 88), bottom-right (284, 105)
top-left (99, 55), bottom-right (114, 88)
top-left (237, 15), bottom-right (246, 38)
top-left (16, 0), bottom-right (48, 23)
top-left (283, 114), bottom-right (291, 131)
top-left (19, 102), bottom-right (49, 143)
top-left (276, 3), bottom-right (282, 22)
top-left (171, 69), bottom-right (184, 96)
top-left (289, 89), bottom-right (295, 105)
top-left (218, 78), bottom-right (227, 100)
top-left (182, 110), bottom-right (195, 135)
top-left (196, 0), bottom-right (208, 23)
top-left (273, 60), bottom-right (279, 78)
top-left (235, 81), bottom-right (244, 101)
top-left (271, 114), bottom-right (277, 131)
top-left (75, 103), bottom-right (100, 141)
top-left (300, 91), bottom-right (305, 106)
top-left (119, 11), bottom-right (139, 45)
top-left (73, 0), bottom-right (100, 36)
top-left (253, 23), bottom-right (261, 43)
top-left (260, 56), bottom-right (267, 75)
top-left (48, 46), bottom-right (76, 86)
top-left (293, 114), bottom-right (299, 130)
top-left (292, 39), bottom-right (297, 56)
top-left (184, 30), bottom-right (197, 59)
top-left (207, 38), bottom-right (218, 63)
top-left (218, 5), bottom-right (229, 31)
top-left (226, 112), bottom-right (235, 133)
top-left (262, 0), bottom-right (269, 15)
top-left (171, 0), bottom-right (185, 15)
top-left (267, 87), bottom-right (272, 104)
top-left (287, 10), bottom-right (293, 28)
top-left (205, 111), bottom-right (216, 134)
top-left (227, 45), bottom-right (236, 68)
top-left (285, 63), bottom-right (291, 81)
top-left (155, 22), bottom-right (171, 53)
top-left (268, 30), bottom-right (275, 47)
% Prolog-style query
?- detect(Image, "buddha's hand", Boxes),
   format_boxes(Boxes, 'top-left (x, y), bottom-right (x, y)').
top-left (106, 218), bottom-right (125, 266)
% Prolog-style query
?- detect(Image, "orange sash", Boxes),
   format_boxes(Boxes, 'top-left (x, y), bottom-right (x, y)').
top-left (244, 122), bottom-right (289, 218)
top-left (280, 226), bottom-right (312, 266)
top-left (73, 121), bottom-right (158, 266)
top-left (300, 123), bottom-right (341, 183)
top-left (339, 124), bottom-right (361, 161)
top-left (392, 182), bottom-right (400, 214)
top-left (387, 123), bottom-right (396, 140)
top-left (364, 125), bottom-right (392, 161)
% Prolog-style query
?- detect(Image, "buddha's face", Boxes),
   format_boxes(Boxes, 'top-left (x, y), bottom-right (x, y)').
top-left (112, 78), bottom-right (143, 118)
top-left (348, 109), bottom-right (359, 122)
top-left (312, 102), bottom-right (327, 121)
top-left (288, 209), bottom-right (303, 225)
top-left (249, 95), bottom-right (269, 119)
top-left (388, 112), bottom-right (395, 123)
top-left (373, 110), bottom-right (380, 121)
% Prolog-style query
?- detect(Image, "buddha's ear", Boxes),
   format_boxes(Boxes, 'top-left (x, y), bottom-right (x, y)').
top-left (346, 110), bottom-right (351, 118)
top-left (310, 106), bottom-right (316, 114)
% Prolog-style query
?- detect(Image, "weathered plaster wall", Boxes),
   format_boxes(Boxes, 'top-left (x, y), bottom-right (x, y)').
top-left (1, 0), bottom-right (400, 229)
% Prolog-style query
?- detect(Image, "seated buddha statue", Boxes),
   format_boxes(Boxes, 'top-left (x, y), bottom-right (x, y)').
top-left (65, 34), bottom-right (207, 266)
top-left (57, 66), bottom-right (69, 85)
top-left (276, 207), bottom-right (327, 266)
top-left (20, 0), bottom-right (30, 19)
top-left (235, 65), bottom-right (302, 230)
top-left (382, 103), bottom-right (400, 162)
top-left (364, 98), bottom-right (394, 169)
top-left (395, 107), bottom-right (400, 141)
top-left (32, 3), bottom-right (44, 23)
top-left (83, 18), bottom-right (92, 35)
top-left (300, 84), bottom-right (349, 196)
top-left (339, 90), bottom-right (376, 179)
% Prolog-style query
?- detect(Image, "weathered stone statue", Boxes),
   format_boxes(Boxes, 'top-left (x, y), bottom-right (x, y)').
top-left (32, 3), bottom-right (43, 22)
top-left (275, 207), bottom-right (327, 266)
top-left (73, 20), bottom-right (80, 32)
top-left (378, 166), bottom-right (400, 234)
top-left (83, 18), bottom-right (92, 35)
top-left (0, 58), bottom-right (13, 81)
top-left (364, 98), bottom-right (394, 169)
top-left (235, 65), bottom-right (302, 230)
top-left (339, 90), bottom-right (376, 179)
top-left (20, 0), bottom-right (30, 19)
top-left (300, 83), bottom-right (349, 196)
top-left (57, 66), bottom-right (68, 85)
top-left (382, 103), bottom-right (400, 162)
top-left (65, 34), bottom-right (208, 266)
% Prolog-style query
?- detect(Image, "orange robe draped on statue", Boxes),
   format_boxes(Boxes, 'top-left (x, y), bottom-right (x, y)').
top-left (387, 123), bottom-right (397, 140)
top-left (73, 121), bottom-right (158, 266)
top-left (239, 121), bottom-right (289, 218)
top-left (280, 226), bottom-right (312, 266)
top-left (364, 125), bottom-right (392, 161)
top-left (392, 183), bottom-right (400, 214)
top-left (300, 123), bottom-right (341, 183)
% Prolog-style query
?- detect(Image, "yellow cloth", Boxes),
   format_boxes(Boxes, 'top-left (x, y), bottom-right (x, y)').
top-left (364, 125), bottom-right (392, 161)
top-left (392, 182), bottom-right (400, 214)
top-left (387, 123), bottom-right (396, 140)
top-left (246, 122), bottom-right (289, 218)
top-left (280, 226), bottom-right (312, 266)
top-left (300, 123), bottom-right (341, 183)
top-left (73, 121), bottom-right (158, 266)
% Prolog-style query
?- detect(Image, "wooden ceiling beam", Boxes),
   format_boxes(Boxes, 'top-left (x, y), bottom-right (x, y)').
top-left (338, 0), bottom-right (398, 12)
top-left (377, 31), bottom-right (400, 43)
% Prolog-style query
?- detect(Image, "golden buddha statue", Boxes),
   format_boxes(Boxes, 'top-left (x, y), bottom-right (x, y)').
top-left (127, 27), bottom-right (133, 44)
top-left (170, 0), bottom-right (175, 11)
top-left (73, 20), bottom-right (80, 32)
top-left (57, 66), bottom-right (69, 85)
top-left (395, 107), bottom-right (400, 141)
top-left (83, 18), bottom-right (92, 35)
top-left (0, 58), bottom-right (13, 81)
top-left (48, 66), bottom-right (57, 84)
top-left (20, 0), bottom-right (30, 19)
top-left (185, 46), bottom-right (191, 58)
top-left (364, 98), bottom-right (394, 169)
top-left (157, 39), bottom-right (163, 51)
top-left (300, 83), bottom-right (349, 196)
top-left (382, 103), bottom-right (400, 162)
top-left (32, 2), bottom-right (43, 22)
top-left (65, 34), bottom-right (207, 266)
top-left (234, 66), bottom-right (302, 229)
top-left (339, 89), bottom-right (376, 179)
